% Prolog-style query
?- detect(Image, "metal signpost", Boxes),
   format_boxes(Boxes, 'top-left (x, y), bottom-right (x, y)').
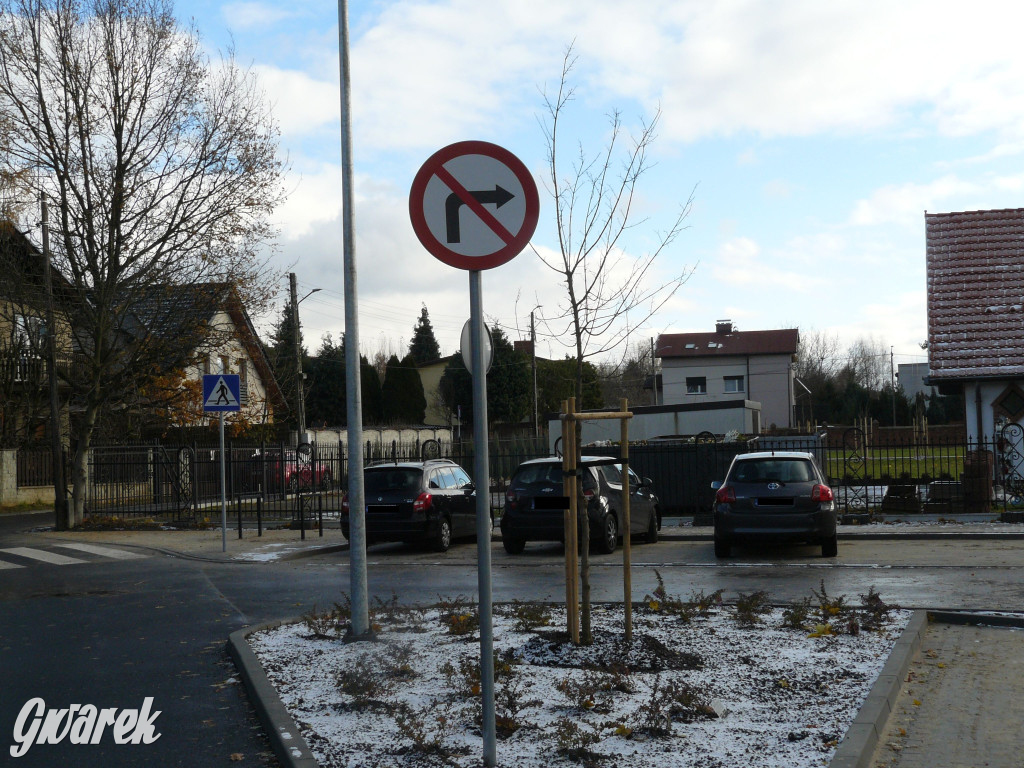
top-left (202, 374), bottom-right (241, 553)
top-left (410, 140), bottom-right (539, 767)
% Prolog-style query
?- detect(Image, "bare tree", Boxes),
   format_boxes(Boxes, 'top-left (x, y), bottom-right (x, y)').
top-left (534, 46), bottom-right (695, 644)
top-left (0, 0), bottom-right (286, 527)
top-left (533, 46), bottom-right (695, 405)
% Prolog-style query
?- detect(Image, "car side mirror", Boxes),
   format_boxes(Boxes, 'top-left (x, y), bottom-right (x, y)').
top-left (641, 477), bottom-right (653, 488)
top-left (463, 482), bottom-right (475, 492)
top-left (711, 480), bottom-right (722, 490)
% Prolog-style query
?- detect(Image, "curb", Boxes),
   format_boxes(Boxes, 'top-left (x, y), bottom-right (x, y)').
top-left (228, 619), bottom-right (319, 768)
top-left (828, 610), bottom-right (1024, 768)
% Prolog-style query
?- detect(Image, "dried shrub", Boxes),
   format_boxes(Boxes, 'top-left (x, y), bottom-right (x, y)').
top-left (505, 600), bottom-right (553, 632)
top-left (336, 655), bottom-right (394, 705)
top-left (780, 597), bottom-right (813, 630)
top-left (436, 595), bottom-right (480, 637)
top-left (381, 641), bottom-right (418, 682)
top-left (631, 676), bottom-right (714, 737)
top-left (393, 700), bottom-right (454, 757)
top-left (553, 717), bottom-right (601, 761)
top-left (857, 587), bottom-right (898, 632)
top-left (733, 590), bottom-right (773, 626)
top-left (373, 591), bottom-right (427, 632)
top-left (301, 603), bottom-right (344, 639)
top-left (440, 649), bottom-right (518, 699)
top-left (643, 572), bottom-right (722, 623)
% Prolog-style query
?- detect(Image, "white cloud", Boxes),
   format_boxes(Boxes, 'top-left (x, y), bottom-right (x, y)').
top-left (849, 176), bottom-right (982, 227)
top-left (221, 2), bottom-right (295, 30)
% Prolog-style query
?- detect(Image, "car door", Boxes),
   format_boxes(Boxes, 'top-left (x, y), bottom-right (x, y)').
top-left (449, 466), bottom-right (476, 536)
top-left (627, 467), bottom-right (655, 533)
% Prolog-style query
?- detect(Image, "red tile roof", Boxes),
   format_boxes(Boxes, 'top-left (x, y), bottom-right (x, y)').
top-left (657, 328), bottom-right (799, 358)
top-left (926, 208), bottom-right (1024, 380)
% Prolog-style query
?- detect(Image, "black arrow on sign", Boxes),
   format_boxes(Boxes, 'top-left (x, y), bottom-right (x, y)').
top-left (445, 185), bottom-right (515, 243)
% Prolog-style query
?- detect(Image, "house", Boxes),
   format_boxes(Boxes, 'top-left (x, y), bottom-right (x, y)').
top-left (0, 221), bottom-right (73, 448)
top-left (656, 321), bottom-right (800, 432)
top-left (926, 208), bottom-right (1024, 443)
top-left (120, 282), bottom-right (286, 432)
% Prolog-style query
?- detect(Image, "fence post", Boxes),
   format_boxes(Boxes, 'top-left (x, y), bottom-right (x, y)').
top-left (318, 494), bottom-right (323, 537)
top-left (237, 493), bottom-right (243, 539)
top-left (257, 495), bottom-right (263, 537)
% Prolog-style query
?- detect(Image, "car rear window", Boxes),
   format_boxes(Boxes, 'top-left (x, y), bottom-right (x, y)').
top-left (365, 469), bottom-right (422, 494)
top-left (732, 459), bottom-right (815, 483)
top-left (513, 463), bottom-right (562, 485)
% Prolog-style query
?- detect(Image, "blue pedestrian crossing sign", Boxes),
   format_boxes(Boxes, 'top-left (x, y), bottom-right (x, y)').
top-left (203, 374), bottom-right (241, 412)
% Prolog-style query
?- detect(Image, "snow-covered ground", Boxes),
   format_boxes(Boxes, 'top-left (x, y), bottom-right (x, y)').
top-left (249, 589), bottom-right (911, 768)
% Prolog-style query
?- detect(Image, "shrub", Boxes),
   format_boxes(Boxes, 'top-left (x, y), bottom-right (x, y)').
top-left (437, 595), bottom-right (480, 636)
top-left (336, 655), bottom-right (394, 705)
top-left (301, 603), bottom-right (343, 639)
top-left (780, 597), bottom-right (813, 630)
top-left (631, 676), bottom-right (713, 736)
top-left (553, 717), bottom-right (601, 761)
top-left (393, 700), bottom-right (454, 756)
top-left (505, 600), bottom-right (553, 632)
top-left (733, 590), bottom-right (772, 626)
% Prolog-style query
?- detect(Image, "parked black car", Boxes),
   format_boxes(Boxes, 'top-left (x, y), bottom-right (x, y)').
top-left (711, 450), bottom-right (837, 558)
top-left (340, 459), bottom-right (478, 551)
top-left (500, 456), bottom-right (660, 555)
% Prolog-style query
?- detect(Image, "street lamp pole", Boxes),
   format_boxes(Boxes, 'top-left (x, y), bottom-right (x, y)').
top-left (289, 272), bottom-right (320, 442)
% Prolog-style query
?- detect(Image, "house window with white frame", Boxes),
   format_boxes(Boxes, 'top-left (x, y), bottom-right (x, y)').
top-left (724, 375), bottom-right (745, 393)
top-left (13, 314), bottom-right (46, 352)
top-left (686, 376), bottom-right (707, 395)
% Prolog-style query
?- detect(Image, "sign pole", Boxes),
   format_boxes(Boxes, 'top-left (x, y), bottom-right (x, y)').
top-left (219, 411), bottom-right (227, 553)
top-left (470, 270), bottom-right (496, 766)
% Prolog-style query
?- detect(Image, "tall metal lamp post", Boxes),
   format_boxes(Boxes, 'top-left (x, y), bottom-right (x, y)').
top-left (289, 272), bottom-right (320, 442)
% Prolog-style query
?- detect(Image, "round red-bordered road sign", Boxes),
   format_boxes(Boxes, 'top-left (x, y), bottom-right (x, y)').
top-left (409, 140), bottom-right (539, 271)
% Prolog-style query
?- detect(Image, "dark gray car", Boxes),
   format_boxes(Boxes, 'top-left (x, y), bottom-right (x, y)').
top-left (340, 459), bottom-right (477, 551)
top-left (711, 451), bottom-right (837, 558)
top-left (500, 456), bottom-right (660, 554)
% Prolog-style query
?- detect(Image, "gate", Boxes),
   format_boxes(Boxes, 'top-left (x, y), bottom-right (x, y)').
top-left (999, 423), bottom-right (1024, 508)
top-left (841, 427), bottom-right (869, 513)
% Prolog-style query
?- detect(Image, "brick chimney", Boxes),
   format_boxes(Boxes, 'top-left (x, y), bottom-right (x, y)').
top-left (715, 319), bottom-right (733, 334)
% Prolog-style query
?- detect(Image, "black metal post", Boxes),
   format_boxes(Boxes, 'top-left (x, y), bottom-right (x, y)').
top-left (257, 496), bottom-right (263, 537)
top-left (318, 494), bottom-right (323, 537)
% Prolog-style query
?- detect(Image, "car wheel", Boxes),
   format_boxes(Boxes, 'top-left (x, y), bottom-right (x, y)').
top-left (434, 517), bottom-right (452, 552)
top-left (597, 514), bottom-right (617, 554)
top-left (645, 512), bottom-right (659, 544)
top-left (714, 535), bottom-right (731, 558)
top-left (502, 535), bottom-right (525, 554)
top-left (821, 534), bottom-right (838, 558)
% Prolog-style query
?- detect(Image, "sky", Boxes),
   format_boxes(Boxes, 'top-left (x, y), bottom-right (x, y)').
top-left (174, 0), bottom-right (1024, 371)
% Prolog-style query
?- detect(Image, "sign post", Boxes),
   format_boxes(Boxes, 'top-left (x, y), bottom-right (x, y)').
top-left (410, 140), bottom-right (538, 767)
top-left (203, 374), bottom-right (241, 552)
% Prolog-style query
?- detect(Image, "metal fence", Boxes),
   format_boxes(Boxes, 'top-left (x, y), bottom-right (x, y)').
top-left (18, 428), bottom-right (1024, 521)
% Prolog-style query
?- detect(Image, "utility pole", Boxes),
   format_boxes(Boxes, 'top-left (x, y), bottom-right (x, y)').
top-left (289, 272), bottom-right (307, 442)
top-left (41, 201), bottom-right (68, 530)
top-left (891, 346), bottom-right (897, 427)
top-left (650, 337), bottom-right (657, 405)
top-left (531, 310), bottom-right (538, 438)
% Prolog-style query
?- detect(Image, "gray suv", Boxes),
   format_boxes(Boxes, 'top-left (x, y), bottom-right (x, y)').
top-left (340, 459), bottom-right (478, 551)
top-left (712, 451), bottom-right (837, 558)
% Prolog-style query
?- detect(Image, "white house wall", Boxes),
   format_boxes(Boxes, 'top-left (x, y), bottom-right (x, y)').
top-left (661, 354), bottom-right (794, 429)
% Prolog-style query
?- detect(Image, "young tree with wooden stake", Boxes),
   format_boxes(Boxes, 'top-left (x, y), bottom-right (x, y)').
top-left (0, 0), bottom-right (285, 527)
top-left (535, 45), bottom-right (694, 639)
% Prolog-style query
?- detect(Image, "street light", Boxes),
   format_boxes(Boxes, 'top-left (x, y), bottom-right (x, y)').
top-left (289, 272), bottom-right (321, 442)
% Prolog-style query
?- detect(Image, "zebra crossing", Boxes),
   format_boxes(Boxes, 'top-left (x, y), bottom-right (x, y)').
top-left (0, 542), bottom-right (148, 569)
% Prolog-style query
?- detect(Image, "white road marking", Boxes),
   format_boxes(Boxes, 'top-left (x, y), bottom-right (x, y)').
top-left (0, 559), bottom-right (24, 569)
top-left (0, 547), bottom-right (86, 565)
top-left (52, 542), bottom-right (147, 560)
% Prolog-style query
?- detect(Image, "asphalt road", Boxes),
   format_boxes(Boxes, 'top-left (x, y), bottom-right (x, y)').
top-left (2, 515), bottom-right (1024, 767)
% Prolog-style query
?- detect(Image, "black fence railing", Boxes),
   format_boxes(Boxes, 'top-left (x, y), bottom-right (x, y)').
top-left (16, 430), bottom-right (1024, 520)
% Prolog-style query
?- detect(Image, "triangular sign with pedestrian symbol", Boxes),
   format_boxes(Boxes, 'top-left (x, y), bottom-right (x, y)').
top-left (204, 375), bottom-right (240, 409)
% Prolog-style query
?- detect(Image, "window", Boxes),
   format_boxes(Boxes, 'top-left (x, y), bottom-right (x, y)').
top-left (13, 315), bottom-right (46, 351)
top-left (686, 376), bottom-right (707, 395)
top-left (724, 375), bottom-right (744, 393)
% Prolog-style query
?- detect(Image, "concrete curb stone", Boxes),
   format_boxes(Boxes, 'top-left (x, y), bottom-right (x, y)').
top-left (228, 619), bottom-right (319, 768)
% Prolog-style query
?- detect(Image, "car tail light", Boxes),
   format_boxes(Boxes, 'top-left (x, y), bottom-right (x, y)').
top-left (716, 486), bottom-right (736, 504)
top-left (812, 484), bottom-right (834, 502)
top-left (506, 489), bottom-right (517, 506)
top-left (414, 492), bottom-right (433, 512)
top-left (341, 493), bottom-right (349, 512)
top-left (583, 488), bottom-right (595, 500)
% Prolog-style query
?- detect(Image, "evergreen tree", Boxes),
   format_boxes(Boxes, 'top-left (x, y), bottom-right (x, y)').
top-left (439, 326), bottom-right (531, 426)
top-left (382, 354), bottom-right (427, 424)
top-left (267, 299), bottom-right (308, 427)
top-left (537, 357), bottom-right (602, 414)
top-left (408, 304), bottom-right (441, 364)
top-left (360, 356), bottom-right (383, 425)
top-left (305, 333), bottom-right (346, 427)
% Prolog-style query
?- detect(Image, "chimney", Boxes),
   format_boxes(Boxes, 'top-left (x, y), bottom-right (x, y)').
top-left (715, 319), bottom-right (733, 335)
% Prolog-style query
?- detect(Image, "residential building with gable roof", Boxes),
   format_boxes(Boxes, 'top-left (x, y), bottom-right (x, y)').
top-left (926, 207), bottom-right (1024, 442)
top-left (656, 321), bottom-right (800, 431)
